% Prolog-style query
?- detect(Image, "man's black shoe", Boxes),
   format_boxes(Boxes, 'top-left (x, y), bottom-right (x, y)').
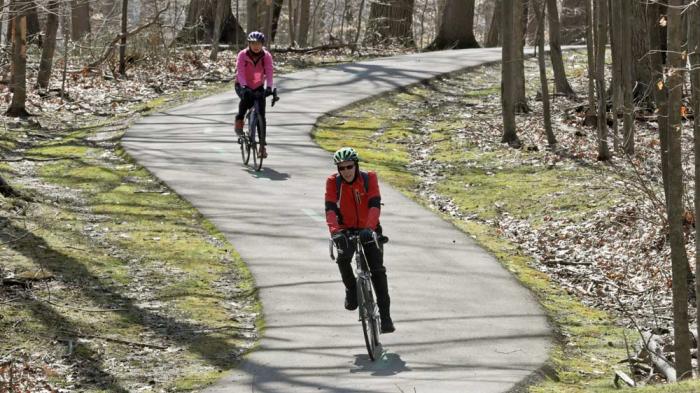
top-left (344, 289), bottom-right (358, 310)
top-left (380, 317), bottom-right (395, 333)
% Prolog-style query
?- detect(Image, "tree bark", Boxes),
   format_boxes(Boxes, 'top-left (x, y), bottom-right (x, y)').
top-left (546, 0), bottom-right (575, 98)
top-left (6, 0), bottom-right (29, 117)
top-left (631, 0), bottom-right (652, 105)
top-left (514, 0), bottom-right (529, 113)
top-left (71, 0), bottom-right (91, 40)
top-left (485, 0), bottom-right (501, 47)
top-left (209, 0), bottom-right (228, 59)
top-left (594, 0), bottom-right (609, 160)
top-left (119, 0), bottom-right (128, 75)
top-left (364, 0), bottom-right (415, 47)
top-left (620, 0), bottom-right (634, 155)
top-left (427, 0), bottom-right (478, 50)
top-left (584, 0), bottom-right (596, 126)
top-left (501, 0), bottom-right (521, 148)
top-left (37, 0), bottom-right (59, 89)
top-left (690, 2), bottom-right (700, 375)
top-left (534, 0), bottom-right (555, 147)
top-left (560, 0), bottom-right (586, 44)
top-left (667, 0), bottom-right (693, 379)
top-left (647, 3), bottom-right (669, 206)
top-left (298, 0), bottom-right (311, 46)
top-left (176, 0), bottom-right (246, 47)
top-left (608, 0), bottom-right (622, 151)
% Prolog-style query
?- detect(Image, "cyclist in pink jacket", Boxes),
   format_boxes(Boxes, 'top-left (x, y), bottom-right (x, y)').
top-left (235, 31), bottom-right (275, 158)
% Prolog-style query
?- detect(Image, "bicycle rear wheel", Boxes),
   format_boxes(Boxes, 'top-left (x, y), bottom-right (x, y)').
top-left (240, 135), bottom-right (250, 165)
top-left (358, 277), bottom-right (380, 360)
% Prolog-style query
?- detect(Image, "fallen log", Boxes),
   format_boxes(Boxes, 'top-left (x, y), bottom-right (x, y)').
top-left (638, 332), bottom-right (676, 383)
top-left (613, 369), bottom-right (636, 388)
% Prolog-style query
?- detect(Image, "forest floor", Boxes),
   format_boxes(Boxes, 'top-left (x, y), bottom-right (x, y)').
top-left (1, 43), bottom-right (698, 393)
top-left (314, 49), bottom-right (700, 392)
top-left (0, 45), bottom-right (406, 392)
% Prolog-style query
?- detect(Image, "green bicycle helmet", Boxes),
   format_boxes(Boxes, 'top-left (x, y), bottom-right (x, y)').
top-left (333, 147), bottom-right (359, 164)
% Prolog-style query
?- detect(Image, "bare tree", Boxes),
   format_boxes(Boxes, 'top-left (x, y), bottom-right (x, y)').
top-left (546, 0), bottom-right (575, 98)
top-left (584, 0), bottom-right (595, 126)
top-left (690, 2), bottom-right (700, 374)
top-left (119, 0), bottom-right (128, 75)
top-left (427, 0), bottom-right (478, 49)
top-left (514, 0), bottom-right (529, 113)
top-left (620, 0), bottom-right (634, 155)
top-left (298, 0), bottom-right (311, 46)
top-left (666, 0), bottom-right (692, 379)
top-left (176, 0), bottom-right (246, 47)
top-left (501, 0), bottom-right (521, 148)
top-left (608, 0), bottom-right (622, 150)
top-left (560, 0), bottom-right (586, 44)
top-left (37, 0), bottom-right (60, 89)
top-left (71, 0), bottom-right (91, 40)
top-left (594, 0), bottom-right (609, 160)
top-left (533, 0), bottom-right (555, 147)
top-left (485, 0), bottom-right (501, 47)
top-left (364, 0), bottom-right (415, 47)
top-left (6, 0), bottom-right (29, 117)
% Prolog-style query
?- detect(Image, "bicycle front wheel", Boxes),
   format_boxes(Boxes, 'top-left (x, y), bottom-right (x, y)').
top-left (240, 135), bottom-right (250, 165)
top-left (358, 277), bottom-right (380, 360)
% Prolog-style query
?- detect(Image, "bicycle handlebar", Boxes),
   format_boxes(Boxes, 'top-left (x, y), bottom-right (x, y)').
top-left (328, 229), bottom-right (380, 261)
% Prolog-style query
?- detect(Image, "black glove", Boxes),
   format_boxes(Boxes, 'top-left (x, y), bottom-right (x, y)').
top-left (359, 228), bottom-right (375, 244)
top-left (265, 86), bottom-right (273, 97)
top-left (332, 231), bottom-right (349, 250)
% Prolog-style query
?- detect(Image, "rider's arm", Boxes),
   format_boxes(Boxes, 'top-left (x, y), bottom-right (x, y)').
top-left (366, 172), bottom-right (381, 230)
top-left (236, 50), bottom-right (248, 87)
top-left (325, 175), bottom-right (342, 234)
top-left (264, 50), bottom-right (274, 89)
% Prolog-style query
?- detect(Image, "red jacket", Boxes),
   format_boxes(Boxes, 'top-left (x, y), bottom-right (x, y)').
top-left (325, 171), bottom-right (381, 234)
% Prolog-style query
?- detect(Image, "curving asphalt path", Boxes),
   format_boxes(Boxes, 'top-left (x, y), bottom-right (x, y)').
top-left (123, 48), bottom-right (551, 393)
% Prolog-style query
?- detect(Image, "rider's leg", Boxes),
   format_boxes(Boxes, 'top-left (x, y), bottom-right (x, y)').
top-left (255, 91), bottom-right (268, 157)
top-left (235, 86), bottom-right (254, 136)
top-left (365, 243), bottom-right (394, 333)
top-left (335, 235), bottom-right (357, 310)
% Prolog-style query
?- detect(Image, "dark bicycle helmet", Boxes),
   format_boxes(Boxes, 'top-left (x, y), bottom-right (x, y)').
top-left (247, 31), bottom-right (265, 43)
top-left (333, 147), bottom-right (359, 164)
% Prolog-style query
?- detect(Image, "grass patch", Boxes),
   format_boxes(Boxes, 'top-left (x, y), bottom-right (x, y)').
top-left (311, 64), bottom-right (700, 391)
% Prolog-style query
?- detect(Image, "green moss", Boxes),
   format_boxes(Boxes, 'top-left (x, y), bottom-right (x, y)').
top-left (169, 370), bottom-right (226, 391)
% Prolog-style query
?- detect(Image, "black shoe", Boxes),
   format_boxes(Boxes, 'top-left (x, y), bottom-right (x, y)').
top-left (344, 288), bottom-right (358, 311)
top-left (380, 316), bottom-right (395, 333)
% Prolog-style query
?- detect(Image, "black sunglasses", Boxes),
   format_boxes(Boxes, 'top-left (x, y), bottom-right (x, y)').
top-left (338, 163), bottom-right (355, 171)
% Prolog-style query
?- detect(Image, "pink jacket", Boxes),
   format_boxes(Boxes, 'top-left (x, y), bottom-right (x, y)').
top-left (236, 48), bottom-right (274, 90)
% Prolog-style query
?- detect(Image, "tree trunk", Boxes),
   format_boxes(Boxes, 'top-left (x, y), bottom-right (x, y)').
top-left (690, 2), bottom-right (700, 375)
top-left (176, 0), bottom-right (246, 47)
top-left (631, 1), bottom-right (652, 105)
top-left (37, 0), bottom-right (59, 89)
top-left (427, 0), bottom-right (478, 49)
top-left (534, 0), bottom-right (555, 147)
top-left (514, 0), bottom-right (529, 113)
top-left (584, 0), bottom-right (596, 126)
top-left (608, 0), bottom-right (622, 151)
top-left (560, 0), bottom-right (586, 44)
top-left (666, 0), bottom-right (692, 380)
top-left (288, 0), bottom-right (296, 46)
top-left (546, 0), bottom-right (575, 98)
top-left (119, 0), bottom-right (128, 75)
top-left (6, 0), bottom-right (29, 117)
top-left (647, 3), bottom-right (669, 205)
top-left (620, 0), bottom-right (634, 155)
top-left (594, 0), bottom-right (610, 160)
top-left (364, 0), bottom-right (415, 47)
top-left (269, 0), bottom-right (283, 42)
top-left (485, 0), bottom-right (501, 47)
top-left (247, 0), bottom-right (258, 31)
top-left (298, 0), bottom-right (311, 46)
top-left (209, 0), bottom-right (227, 60)
top-left (353, 0), bottom-right (365, 46)
top-left (501, 0), bottom-right (521, 148)
top-left (71, 0), bottom-right (91, 40)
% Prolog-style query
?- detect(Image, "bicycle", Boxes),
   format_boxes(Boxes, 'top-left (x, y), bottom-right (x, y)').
top-left (329, 229), bottom-right (385, 361)
top-left (239, 88), bottom-right (279, 171)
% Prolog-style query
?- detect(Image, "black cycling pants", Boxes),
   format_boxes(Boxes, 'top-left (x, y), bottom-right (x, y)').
top-left (235, 85), bottom-right (266, 122)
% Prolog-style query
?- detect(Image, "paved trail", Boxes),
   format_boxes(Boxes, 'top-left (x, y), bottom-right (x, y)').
top-left (123, 48), bottom-right (550, 393)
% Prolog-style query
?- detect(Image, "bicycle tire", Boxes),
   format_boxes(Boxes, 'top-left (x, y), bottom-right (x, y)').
top-left (240, 135), bottom-right (250, 165)
top-left (358, 277), bottom-right (380, 360)
top-left (254, 112), bottom-right (265, 171)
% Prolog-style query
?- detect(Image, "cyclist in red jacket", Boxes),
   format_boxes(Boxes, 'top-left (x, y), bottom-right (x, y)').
top-left (325, 147), bottom-right (394, 333)
top-left (235, 31), bottom-right (274, 158)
